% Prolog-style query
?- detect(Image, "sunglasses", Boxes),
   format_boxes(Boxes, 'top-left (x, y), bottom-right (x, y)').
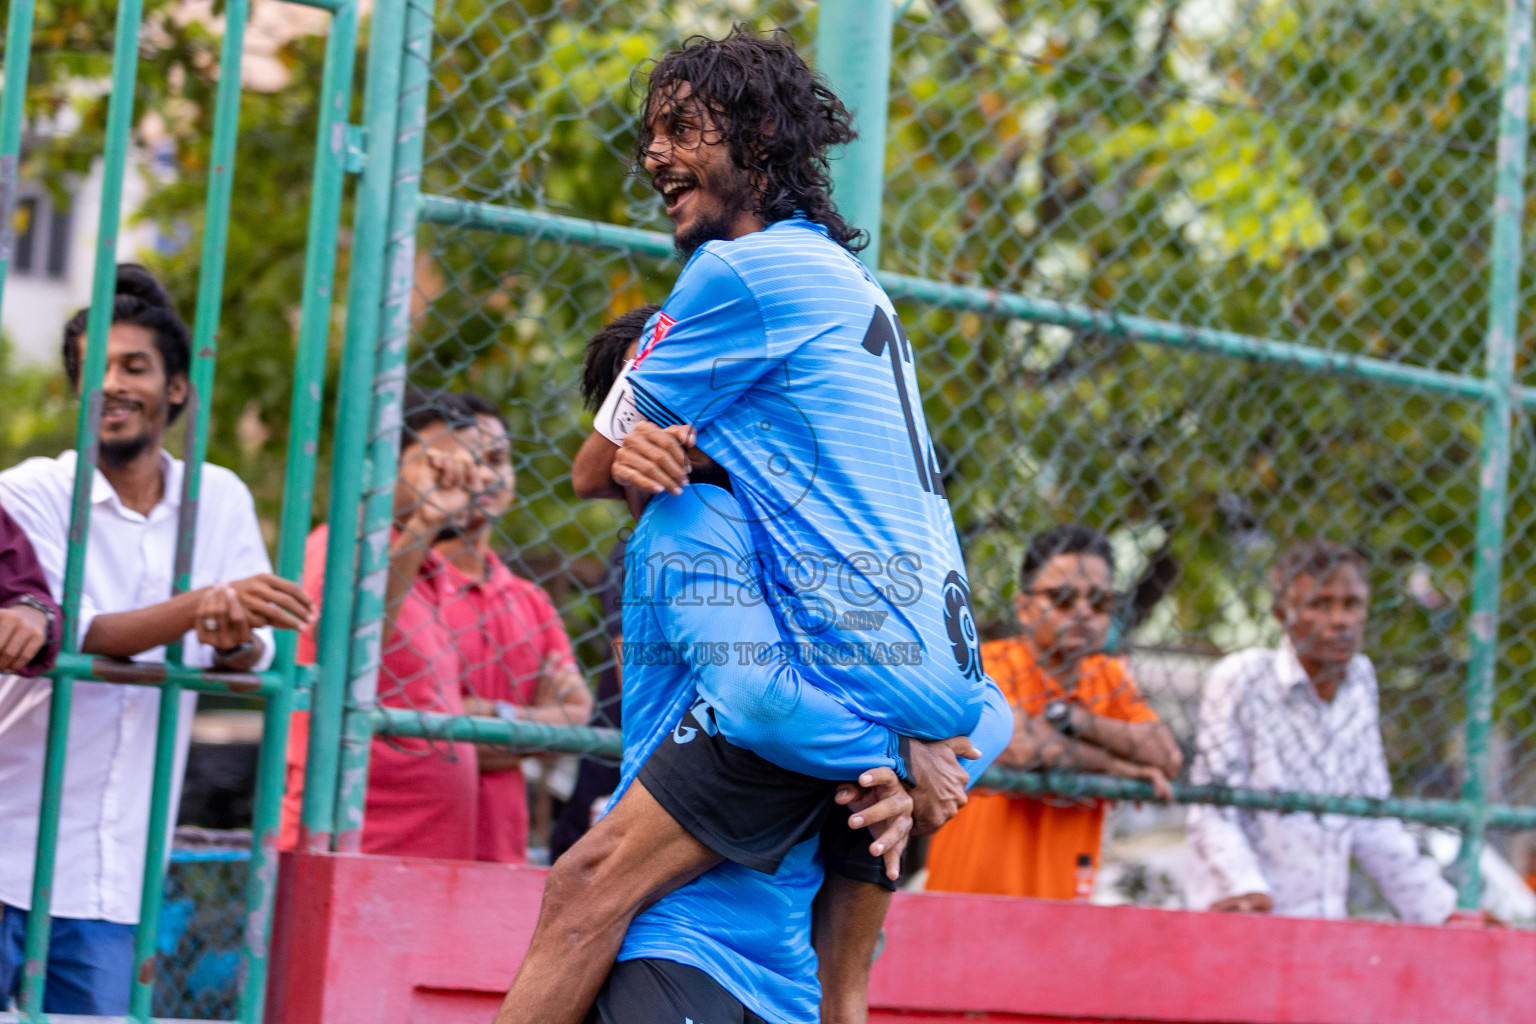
top-left (1029, 585), bottom-right (1115, 615)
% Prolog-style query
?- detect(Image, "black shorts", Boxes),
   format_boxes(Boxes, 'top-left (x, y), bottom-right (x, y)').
top-left (586, 958), bottom-right (768, 1024)
top-left (637, 698), bottom-right (899, 891)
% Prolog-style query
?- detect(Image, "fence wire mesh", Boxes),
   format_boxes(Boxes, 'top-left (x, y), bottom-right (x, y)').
top-left (339, 0), bottom-right (1536, 906)
top-left (152, 842), bottom-right (250, 1021)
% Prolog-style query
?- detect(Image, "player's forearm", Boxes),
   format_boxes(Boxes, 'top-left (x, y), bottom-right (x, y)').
top-left (572, 431), bottom-right (624, 500)
top-left (81, 591), bottom-right (203, 657)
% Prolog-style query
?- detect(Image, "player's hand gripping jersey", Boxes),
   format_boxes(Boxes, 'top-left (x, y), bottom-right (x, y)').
top-left (627, 216), bottom-right (987, 740)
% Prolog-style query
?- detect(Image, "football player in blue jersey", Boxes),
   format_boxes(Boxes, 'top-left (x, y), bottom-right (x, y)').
top-left (496, 29), bottom-right (1008, 1024)
top-left (498, 309), bottom-right (1010, 1024)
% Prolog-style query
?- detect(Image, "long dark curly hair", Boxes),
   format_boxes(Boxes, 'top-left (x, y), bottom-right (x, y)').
top-left (634, 27), bottom-right (868, 253)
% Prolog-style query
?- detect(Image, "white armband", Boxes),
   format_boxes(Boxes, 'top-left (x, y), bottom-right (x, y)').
top-left (594, 358), bottom-right (642, 445)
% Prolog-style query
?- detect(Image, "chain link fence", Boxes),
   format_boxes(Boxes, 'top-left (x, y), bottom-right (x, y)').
top-left (332, 0), bottom-right (1536, 910)
top-left (151, 836), bottom-right (251, 1021)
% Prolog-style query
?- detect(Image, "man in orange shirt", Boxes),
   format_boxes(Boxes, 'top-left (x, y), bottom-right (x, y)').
top-left (925, 525), bottom-right (1182, 899)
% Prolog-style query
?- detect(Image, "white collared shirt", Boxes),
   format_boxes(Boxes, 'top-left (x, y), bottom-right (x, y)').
top-left (1186, 639), bottom-right (1456, 924)
top-left (0, 449), bottom-right (274, 923)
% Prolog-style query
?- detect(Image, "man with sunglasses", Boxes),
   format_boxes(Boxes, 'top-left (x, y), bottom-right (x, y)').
top-left (925, 525), bottom-right (1182, 899)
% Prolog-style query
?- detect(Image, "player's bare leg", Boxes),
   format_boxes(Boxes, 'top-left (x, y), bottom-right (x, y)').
top-left (495, 765), bottom-right (915, 1024)
top-left (814, 873), bottom-right (893, 1024)
top-left (493, 780), bottom-right (721, 1024)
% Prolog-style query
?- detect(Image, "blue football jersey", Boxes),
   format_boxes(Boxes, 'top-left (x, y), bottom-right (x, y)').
top-left (612, 483), bottom-right (1014, 1024)
top-left (628, 216), bottom-right (987, 741)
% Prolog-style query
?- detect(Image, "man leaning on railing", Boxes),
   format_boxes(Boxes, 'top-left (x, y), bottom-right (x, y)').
top-left (1186, 540), bottom-right (1456, 923)
top-left (924, 524), bottom-right (1182, 900)
top-left (0, 265), bottom-right (313, 1016)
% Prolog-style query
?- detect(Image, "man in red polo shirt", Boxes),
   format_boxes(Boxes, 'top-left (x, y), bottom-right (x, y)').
top-left (280, 391), bottom-right (592, 862)
top-left (437, 393), bottom-right (593, 863)
top-left (280, 390), bottom-right (501, 858)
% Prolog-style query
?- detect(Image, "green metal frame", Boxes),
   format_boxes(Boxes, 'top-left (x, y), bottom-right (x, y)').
top-left (296, 0), bottom-right (413, 856)
top-left (331, 0), bottom-right (438, 850)
top-left (5, 0), bottom-right (1536, 1019)
top-left (1, 0), bottom-right (358, 1018)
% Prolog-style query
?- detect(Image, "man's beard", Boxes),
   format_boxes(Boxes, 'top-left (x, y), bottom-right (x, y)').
top-left (673, 166), bottom-right (757, 259)
top-left (99, 431), bottom-right (157, 469)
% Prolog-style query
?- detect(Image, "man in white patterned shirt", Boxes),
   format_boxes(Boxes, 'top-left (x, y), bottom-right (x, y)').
top-left (1187, 540), bottom-right (1455, 924)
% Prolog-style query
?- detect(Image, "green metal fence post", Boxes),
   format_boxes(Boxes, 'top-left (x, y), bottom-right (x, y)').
top-left (333, 0), bottom-right (435, 849)
top-left (814, 0), bottom-right (893, 267)
top-left (0, 0), bottom-right (37, 299)
top-left (1454, 0), bottom-right (1533, 912)
top-left (170, 0), bottom-right (253, 629)
top-left (18, 0), bottom-right (145, 1016)
top-left (299, 0), bottom-right (410, 851)
top-left (123, 3), bottom-right (253, 1016)
top-left (238, 1), bottom-right (360, 1016)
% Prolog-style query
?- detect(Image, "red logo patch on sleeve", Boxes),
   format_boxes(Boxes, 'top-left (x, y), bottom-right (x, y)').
top-left (633, 313), bottom-right (674, 367)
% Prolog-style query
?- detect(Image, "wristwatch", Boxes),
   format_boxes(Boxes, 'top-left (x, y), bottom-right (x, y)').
top-left (7, 594), bottom-right (56, 642)
top-left (1043, 699), bottom-right (1078, 738)
top-left (214, 639), bottom-right (258, 664)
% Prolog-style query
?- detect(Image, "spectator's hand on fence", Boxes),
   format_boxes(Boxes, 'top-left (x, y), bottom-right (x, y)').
top-left (229, 573), bottom-right (315, 630)
top-left (0, 602), bottom-right (49, 673)
top-left (195, 583), bottom-right (254, 652)
top-left (837, 766), bottom-right (915, 881)
top-left (612, 421), bottom-right (695, 496)
top-left (1112, 760), bottom-right (1174, 803)
top-left (1209, 892), bottom-right (1273, 913)
top-left (908, 736), bottom-right (980, 836)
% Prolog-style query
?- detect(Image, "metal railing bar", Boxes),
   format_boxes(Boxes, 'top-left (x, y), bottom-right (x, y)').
top-left (19, 0), bottom-right (147, 1013)
top-left (0, 1015), bottom-right (219, 1024)
top-left (332, 0), bottom-right (436, 850)
top-left (0, 0), bottom-right (39, 299)
top-left (370, 706), bottom-right (624, 757)
top-left (127, 681), bottom-right (185, 1017)
top-left (298, 0), bottom-right (409, 853)
top-left (817, 0), bottom-right (893, 266)
top-left (414, 195), bottom-right (1498, 404)
top-left (128, 2), bottom-right (254, 1009)
top-left (50, 652), bottom-right (282, 696)
top-left (368, 709), bottom-right (1536, 830)
top-left (1450, 0), bottom-right (1534, 910)
top-left (418, 193), bottom-right (675, 257)
top-left (238, 0), bottom-right (359, 1017)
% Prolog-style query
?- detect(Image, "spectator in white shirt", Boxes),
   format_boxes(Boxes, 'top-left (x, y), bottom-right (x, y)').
top-left (1187, 540), bottom-right (1456, 924)
top-left (0, 265), bottom-right (314, 1015)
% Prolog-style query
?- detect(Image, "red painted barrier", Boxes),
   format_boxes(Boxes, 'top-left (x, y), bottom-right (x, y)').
top-left (268, 852), bottom-right (1534, 1024)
